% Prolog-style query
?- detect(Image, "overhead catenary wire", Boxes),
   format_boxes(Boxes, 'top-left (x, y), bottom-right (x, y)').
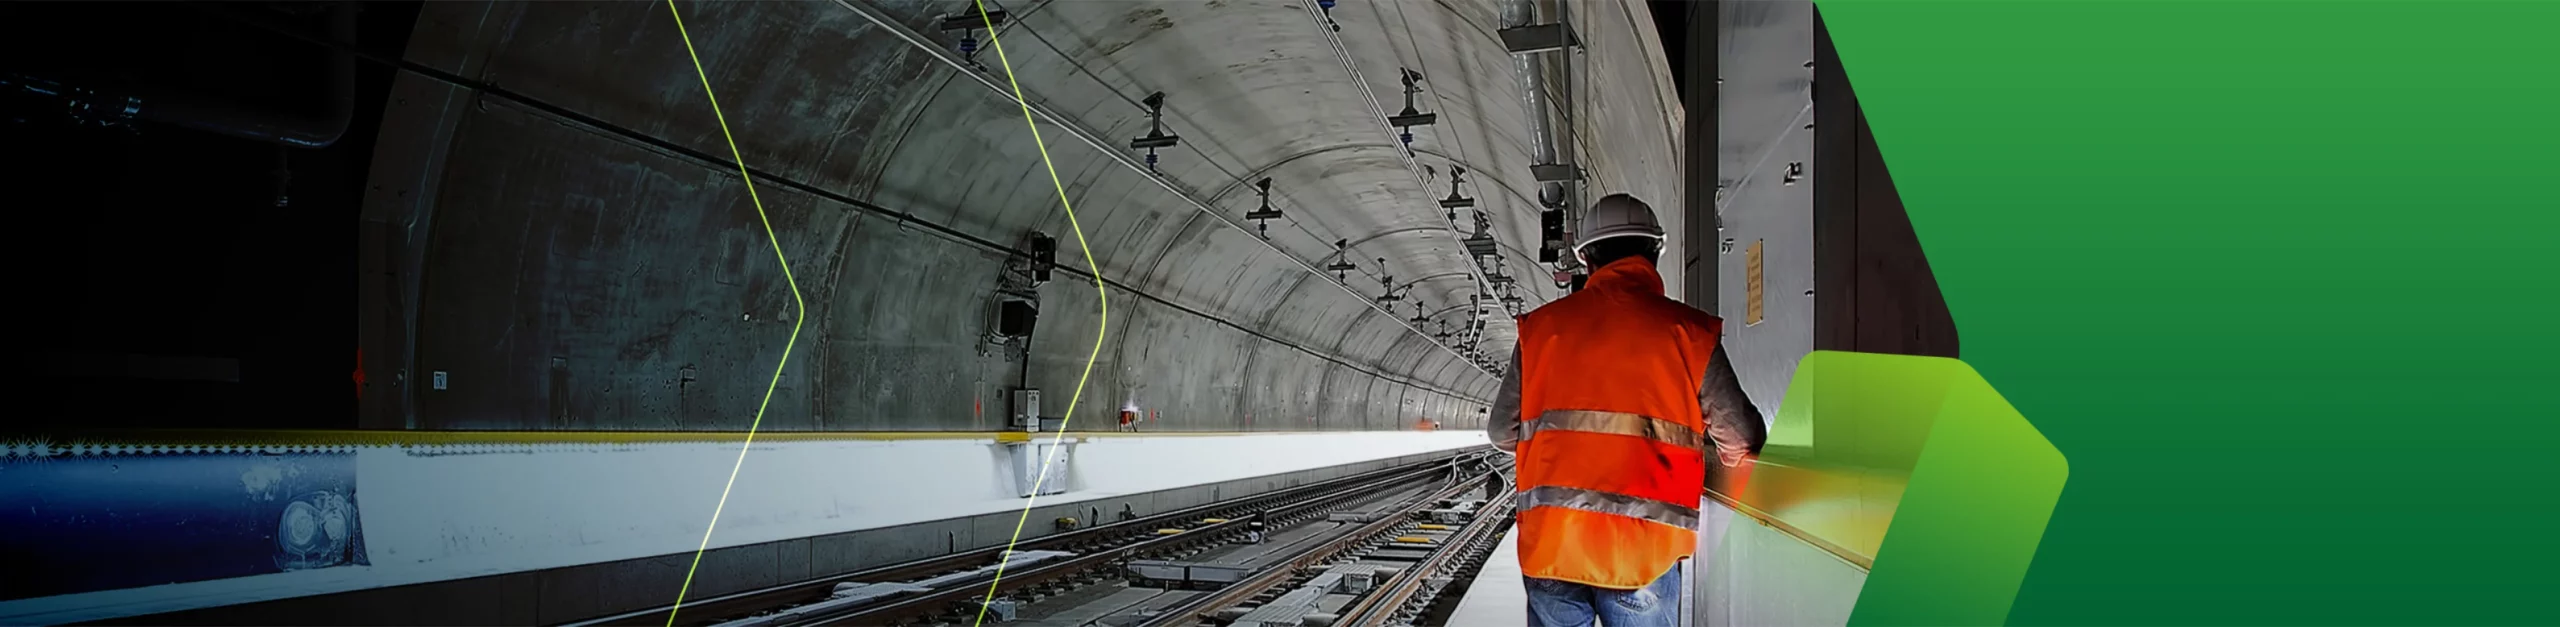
top-left (1297, 0), bottom-right (1510, 351)
top-left (979, 0), bottom-right (1396, 289)
top-left (835, 0), bottom-right (1497, 377)
top-left (1380, 0), bottom-right (1562, 312)
top-left (187, 3), bottom-right (1494, 403)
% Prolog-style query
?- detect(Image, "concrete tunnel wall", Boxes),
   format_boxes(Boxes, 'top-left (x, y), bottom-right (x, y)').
top-left (359, 0), bottom-right (1685, 432)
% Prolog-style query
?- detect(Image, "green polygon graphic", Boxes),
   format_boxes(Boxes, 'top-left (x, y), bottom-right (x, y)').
top-left (1848, 355), bottom-right (2066, 626)
top-left (1710, 351), bottom-right (2065, 626)
top-left (1809, 1), bottom-right (2560, 624)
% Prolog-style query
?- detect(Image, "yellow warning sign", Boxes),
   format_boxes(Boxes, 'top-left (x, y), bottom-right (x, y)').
top-left (1745, 239), bottom-right (1765, 326)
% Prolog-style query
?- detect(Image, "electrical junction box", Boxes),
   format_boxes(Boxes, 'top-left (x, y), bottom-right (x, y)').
top-left (1011, 389), bottom-right (1040, 431)
top-left (1008, 440), bottom-right (1073, 498)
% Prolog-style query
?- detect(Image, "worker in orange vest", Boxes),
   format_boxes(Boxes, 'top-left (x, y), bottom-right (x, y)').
top-left (1489, 194), bottom-right (1767, 626)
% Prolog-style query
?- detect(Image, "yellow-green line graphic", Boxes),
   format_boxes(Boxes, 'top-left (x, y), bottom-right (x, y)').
top-left (967, 0), bottom-right (1112, 623)
top-left (659, 1), bottom-right (809, 624)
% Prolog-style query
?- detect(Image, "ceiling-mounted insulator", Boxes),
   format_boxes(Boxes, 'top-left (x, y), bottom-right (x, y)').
top-left (936, 11), bottom-right (1009, 70)
top-left (1243, 177), bottom-right (1284, 239)
top-left (1129, 92), bottom-right (1182, 173)
top-left (1439, 165), bottom-right (1475, 218)
top-left (1325, 238), bottom-right (1358, 282)
top-left (1408, 302), bottom-right (1429, 325)
top-left (1386, 69), bottom-right (1437, 151)
top-left (1375, 259), bottom-right (1402, 302)
top-left (955, 32), bottom-right (981, 66)
top-left (1463, 210), bottom-right (1499, 260)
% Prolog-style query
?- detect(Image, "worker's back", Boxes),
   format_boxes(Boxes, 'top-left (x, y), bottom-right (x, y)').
top-left (1510, 254), bottom-right (1722, 591)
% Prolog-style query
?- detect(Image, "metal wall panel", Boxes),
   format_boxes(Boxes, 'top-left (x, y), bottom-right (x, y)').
top-left (1714, 0), bottom-right (1816, 422)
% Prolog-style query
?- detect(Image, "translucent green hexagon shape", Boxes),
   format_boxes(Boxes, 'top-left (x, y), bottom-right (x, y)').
top-left (1713, 350), bottom-right (2067, 626)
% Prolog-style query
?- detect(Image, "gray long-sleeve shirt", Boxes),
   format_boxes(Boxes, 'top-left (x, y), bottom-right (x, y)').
top-left (1487, 343), bottom-right (1767, 466)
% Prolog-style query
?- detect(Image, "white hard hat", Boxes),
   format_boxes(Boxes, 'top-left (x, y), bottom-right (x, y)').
top-left (1573, 194), bottom-right (1666, 255)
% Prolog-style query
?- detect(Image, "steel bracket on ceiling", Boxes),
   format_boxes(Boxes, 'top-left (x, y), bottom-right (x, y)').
top-left (835, 0), bottom-right (1493, 374)
top-left (936, 10), bottom-right (1008, 31)
top-left (1498, 23), bottom-right (1581, 55)
top-left (1530, 163), bottom-right (1581, 183)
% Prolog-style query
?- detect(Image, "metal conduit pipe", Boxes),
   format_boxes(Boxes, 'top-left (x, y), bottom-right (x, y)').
top-left (17, 3), bottom-right (362, 148)
top-left (1503, 0), bottom-right (1566, 212)
top-left (835, 0), bottom-right (1494, 377)
top-left (15, 2), bottom-right (363, 148)
top-left (157, 2), bottom-right (357, 148)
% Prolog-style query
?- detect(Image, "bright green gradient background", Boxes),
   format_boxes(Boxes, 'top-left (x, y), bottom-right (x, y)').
top-left (1819, 1), bottom-right (2560, 624)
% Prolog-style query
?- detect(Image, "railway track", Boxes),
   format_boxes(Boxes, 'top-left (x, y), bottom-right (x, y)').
top-left (564, 451), bottom-right (1498, 627)
top-left (1129, 457), bottom-right (1515, 627)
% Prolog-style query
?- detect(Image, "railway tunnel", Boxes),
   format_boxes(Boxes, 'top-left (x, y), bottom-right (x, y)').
top-left (2, 1), bottom-right (1955, 625)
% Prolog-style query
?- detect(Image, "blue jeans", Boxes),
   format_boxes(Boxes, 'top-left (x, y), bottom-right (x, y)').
top-left (1524, 566), bottom-right (1685, 627)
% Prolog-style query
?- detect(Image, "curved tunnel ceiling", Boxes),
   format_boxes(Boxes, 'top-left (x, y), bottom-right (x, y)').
top-left (380, 0), bottom-right (1681, 430)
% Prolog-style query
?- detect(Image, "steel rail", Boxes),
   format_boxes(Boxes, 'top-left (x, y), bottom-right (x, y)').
top-left (1132, 467), bottom-right (1507, 627)
top-left (561, 451), bottom-right (1485, 626)
top-left (830, 0), bottom-right (1495, 377)
top-left (799, 457), bottom-right (1487, 626)
top-left (1332, 491), bottom-right (1513, 627)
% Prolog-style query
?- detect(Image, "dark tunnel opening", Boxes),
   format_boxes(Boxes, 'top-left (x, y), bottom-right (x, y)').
top-left (0, 1), bottom-right (424, 431)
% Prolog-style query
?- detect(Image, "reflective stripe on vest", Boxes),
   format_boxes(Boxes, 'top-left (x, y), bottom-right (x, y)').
top-left (1523, 409), bottom-right (1707, 453)
top-left (1517, 485), bottom-right (1700, 530)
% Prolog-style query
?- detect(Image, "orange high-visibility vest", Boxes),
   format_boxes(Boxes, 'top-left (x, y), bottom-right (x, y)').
top-left (1513, 256), bottom-right (1720, 590)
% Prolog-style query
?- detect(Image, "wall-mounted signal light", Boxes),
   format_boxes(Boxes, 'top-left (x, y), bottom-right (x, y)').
top-left (1027, 232), bottom-right (1058, 283)
top-left (1539, 209), bottom-right (1565, 262)
top-left (1317, 0), bottom-right (1342, 31)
